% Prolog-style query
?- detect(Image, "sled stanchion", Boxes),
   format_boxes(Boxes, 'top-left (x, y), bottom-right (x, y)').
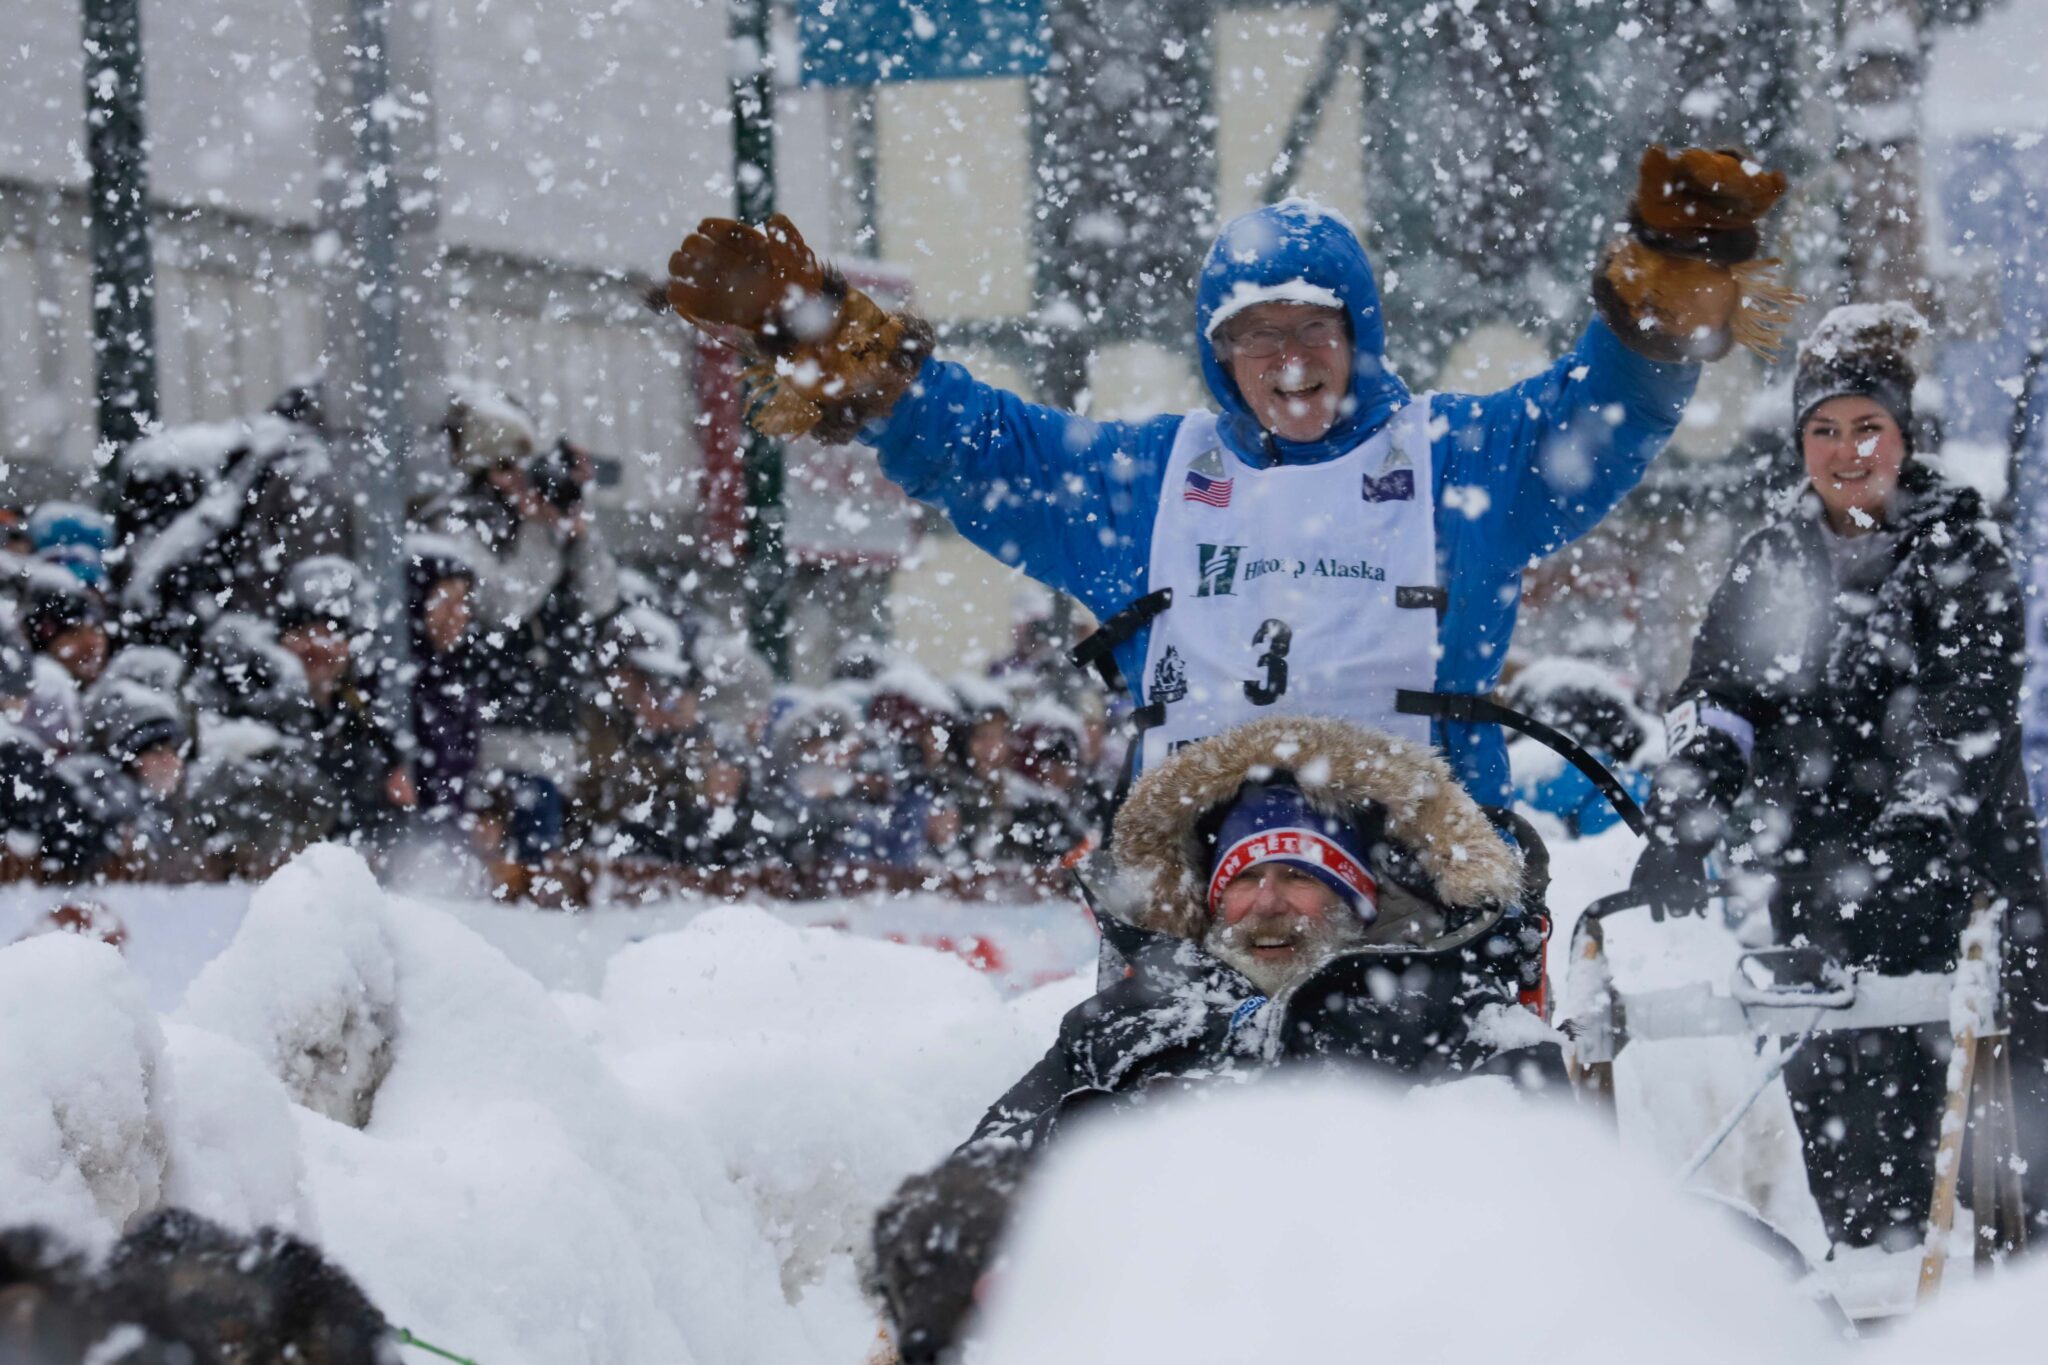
top-left (864, 1322), bottom-right (900, 1365)
top-left (1994, 1039), bottom-right (2029, 1255)
top-left (1972, 1036), bottom-right (1998, 1265)
top-left (1569, 888), bottom-right (2023, 1320)
top-left (1919, 1033), bottom-right (1978, 1301)
top-left (1677, 1007), bottom-right (1825, 1185)
top-left (1919, 901), bottom-right (1996, 1303)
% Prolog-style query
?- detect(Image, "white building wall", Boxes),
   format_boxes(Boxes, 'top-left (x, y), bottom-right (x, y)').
top-left (0, 0), bottom-right (772, 511)
top-left (0, 0), bottom-right (780, 276)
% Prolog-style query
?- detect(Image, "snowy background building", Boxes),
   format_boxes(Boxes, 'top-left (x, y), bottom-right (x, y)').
top-left (2, 0), bottom-right (2046, 682)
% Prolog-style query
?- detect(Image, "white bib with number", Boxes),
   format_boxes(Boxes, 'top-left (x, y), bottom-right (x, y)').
top-left (1136, 401), bottom-right (1439, 770)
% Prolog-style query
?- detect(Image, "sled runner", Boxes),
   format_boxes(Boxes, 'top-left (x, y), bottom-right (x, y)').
top-left (1564, 886), bottom-right (2025, 1319)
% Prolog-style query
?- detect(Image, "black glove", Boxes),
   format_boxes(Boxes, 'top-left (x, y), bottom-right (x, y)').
top-left (869, 1145), bottom-right (1028, 1364)
top-left (1281, 947), bottom-right (1494, 1072)
top-left (1634, 723), bottom-right (1745, 921)
top-left (1852, 809), bottom-right (1976, 974)
top-left (1630, 839), bottom-right (1713, 921)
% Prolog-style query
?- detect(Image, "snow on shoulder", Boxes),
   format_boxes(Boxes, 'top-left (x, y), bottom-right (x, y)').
top-left (977, 1077), bottom-right (1847, 1365)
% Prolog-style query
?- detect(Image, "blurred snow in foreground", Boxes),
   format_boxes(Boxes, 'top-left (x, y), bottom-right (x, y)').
top-left (979, 1078), bottom-right (1840, 1365)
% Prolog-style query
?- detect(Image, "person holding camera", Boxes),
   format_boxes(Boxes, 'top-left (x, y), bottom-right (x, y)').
top-left (417, 382), bottom-right (621, 865)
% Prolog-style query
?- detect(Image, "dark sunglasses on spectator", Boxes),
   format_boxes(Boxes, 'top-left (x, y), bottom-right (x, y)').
top-left (1224, 315), bottom-right (1347, 359)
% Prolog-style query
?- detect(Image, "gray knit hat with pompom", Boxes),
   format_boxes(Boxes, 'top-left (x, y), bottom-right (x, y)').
top-left (1793, 302), bottom-right (1925, 448)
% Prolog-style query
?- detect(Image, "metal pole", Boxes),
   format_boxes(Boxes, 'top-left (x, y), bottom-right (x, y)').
top-left (314, 0), bottom-right (441, 755)
top-left (851, 85), bottom-right (880, 258)
top-left (82, 0), bottom-right (158, 451)
top-left (1839, 0), bottom-right (1930, 307)
top-left (731, 0), bottom-right (791, 679)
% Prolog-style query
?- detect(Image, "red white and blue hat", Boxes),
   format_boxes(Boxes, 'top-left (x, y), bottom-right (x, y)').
top-left (1206, 782), bottom-right (1377, 924)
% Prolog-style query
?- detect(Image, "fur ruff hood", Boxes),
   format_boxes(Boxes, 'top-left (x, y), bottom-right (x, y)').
top-left (1111, 716), bottom-right (1523, 942)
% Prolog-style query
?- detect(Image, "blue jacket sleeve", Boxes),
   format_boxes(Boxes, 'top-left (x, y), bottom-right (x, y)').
top-left (1432, 315), bottom-right (1699, 563)
top-left (864, 359), bottom-right (1173, 623)
top-left (1428, 317), bottom-right (1699, 805)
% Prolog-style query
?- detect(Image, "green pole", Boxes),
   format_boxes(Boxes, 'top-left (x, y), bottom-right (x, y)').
top-left (82, 0), bottom-right (159, 450)
top-left (730, 0), bottom-right (790, 680)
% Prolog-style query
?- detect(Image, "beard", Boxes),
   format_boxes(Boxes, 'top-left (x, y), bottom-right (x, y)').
top-left (1202, 907), bottom-right (1370, 998)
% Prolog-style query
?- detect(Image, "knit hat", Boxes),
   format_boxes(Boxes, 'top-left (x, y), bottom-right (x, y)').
top-left (444, 379), bottom-right (538, 472)
top-left (1792, 302), bottom-right (1925, 445)
top-left (1206, 781), bottom-right (1378, 924)
top-left (86, 677), bottom-right (188, 766)
top-left (598, 605), bottom-right (695, 684)
top-left (27, 502), bottom-right (112, 556)
top-left (406, 532), bottom-right (480, 604)
top-left (20, 566), bottom-right (102, 651)
top-left (277, 555), bottom-right (367, 633)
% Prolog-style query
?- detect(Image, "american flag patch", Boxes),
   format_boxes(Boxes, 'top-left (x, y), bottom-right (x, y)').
top-left (1184, 468), bottom-right (1233, 507)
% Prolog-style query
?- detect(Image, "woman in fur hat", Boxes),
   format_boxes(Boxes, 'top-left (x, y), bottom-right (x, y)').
top-left (867, 714), bottom-right (1552, 1362)
top-left (1633, 303), bottom-right (2048, 1254)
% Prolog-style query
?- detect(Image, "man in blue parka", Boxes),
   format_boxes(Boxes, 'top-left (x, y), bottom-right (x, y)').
top-left (665, 145), bottom-right (1791, 807)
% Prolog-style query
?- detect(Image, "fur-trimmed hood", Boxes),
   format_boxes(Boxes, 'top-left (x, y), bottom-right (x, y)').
top-left (1111, 716), bottom-right (1524, 942)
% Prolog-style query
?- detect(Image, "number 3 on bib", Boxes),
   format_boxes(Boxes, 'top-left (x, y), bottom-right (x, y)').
top-left (1244, 618), bottom-right (1291, 705)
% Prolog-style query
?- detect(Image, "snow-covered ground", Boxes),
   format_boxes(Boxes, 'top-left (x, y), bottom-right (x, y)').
top-left (3, 847), bottom-right (1090, 1362)
top-left (5, 836), bottom-right (2044, 1362)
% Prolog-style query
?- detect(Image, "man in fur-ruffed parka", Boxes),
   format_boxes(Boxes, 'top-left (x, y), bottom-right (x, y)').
top-left (866, 715), bottom-right (1557, 1363)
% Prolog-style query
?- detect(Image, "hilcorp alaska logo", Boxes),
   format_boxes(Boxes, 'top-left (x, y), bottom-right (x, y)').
top-left (1196, 543), bottom-right (1385, 594)
top-left (1196, 543), bottom-right (1244, 597)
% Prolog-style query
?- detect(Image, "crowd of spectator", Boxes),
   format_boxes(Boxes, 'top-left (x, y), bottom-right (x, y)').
top-left (1, 380), bottom-right (1126, 901)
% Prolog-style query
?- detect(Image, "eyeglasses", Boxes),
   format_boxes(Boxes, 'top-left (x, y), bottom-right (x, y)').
top-left (1222, 314), bottom-right (1348, 360)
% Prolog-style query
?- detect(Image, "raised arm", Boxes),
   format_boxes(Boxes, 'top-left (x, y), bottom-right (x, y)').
top-left (1433, 316), bottom-right (1700, 564)
top-left (865, 359), bottom-right (1175, 619)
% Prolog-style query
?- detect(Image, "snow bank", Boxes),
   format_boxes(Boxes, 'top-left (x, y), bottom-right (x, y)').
top-left (0, 846), bottom-right (1087, 1365)
top-left (598, 910), bottom-right (1077, 1301)
top-left (976, 1078), bottom-right (1847, 1365)
top-left (0, 934), bottom-right (167, 1242)
top-left (178, 845), bottom-right (399, 1127)
top-left (1872, 1252), bottom-right (2048, 1361)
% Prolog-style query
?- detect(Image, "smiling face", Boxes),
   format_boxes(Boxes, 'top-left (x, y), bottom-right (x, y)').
top-left (1800, 395), bottom-right (1907, 535)
top-left (1220, 302), bottom-right (1352, 444)
top-left (1204, 862), bottom-right (1365, 995)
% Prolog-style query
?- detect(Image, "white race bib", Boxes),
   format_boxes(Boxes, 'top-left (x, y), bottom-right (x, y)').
top-left (1137, 402), bottom-right (1440, 770)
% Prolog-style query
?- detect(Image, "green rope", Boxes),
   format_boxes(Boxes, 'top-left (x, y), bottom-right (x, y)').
top-left (398, 1326), bottom-right (480, 1365)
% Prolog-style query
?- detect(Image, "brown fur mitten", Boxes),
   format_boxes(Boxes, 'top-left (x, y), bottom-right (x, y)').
top-left (667, 215), bottom-right (933, 443)
top-left (1595, 146), bottom-right (1799, 363)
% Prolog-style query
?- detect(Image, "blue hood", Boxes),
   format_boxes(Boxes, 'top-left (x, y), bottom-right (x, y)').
top-left (1195, 200), bottom-right (1413, 465)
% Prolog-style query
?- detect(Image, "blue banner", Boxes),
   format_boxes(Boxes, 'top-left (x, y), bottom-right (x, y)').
top-left (798, 0), bottom-right (1048, 87)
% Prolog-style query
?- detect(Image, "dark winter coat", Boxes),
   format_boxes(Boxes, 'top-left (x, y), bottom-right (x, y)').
top-left (972, 718), bottom-right (1555, 1150)
top-left (869, 717), bottom-right (1552, 1361)
top-left (300, 677), bottom-right (408, 840)
top-left (577, 713), bottom-right (710, 861)
top-left (1665, 464), bottom-right (2046, 973)
top-left (119, 418), bottom-right (352, 648)
top-left (417, 479), bottom-right (620, 754)
top-left (969, 911), bottom-right (1562, 1152)
top-left (411, 641), bottom-right (481, 810)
